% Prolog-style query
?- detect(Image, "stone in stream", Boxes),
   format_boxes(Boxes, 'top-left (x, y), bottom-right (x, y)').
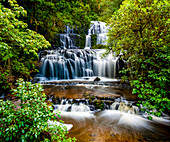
top-left (94, 77), bottom-right (101, 81)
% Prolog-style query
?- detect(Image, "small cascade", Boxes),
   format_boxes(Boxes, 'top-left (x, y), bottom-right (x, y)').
top-left (55, 21), bottom-right (109, 49)
top-left (85, 21), bottom-right (109, 48)
top-left (57, 26), bottom-right (80, 49)
top-left (53, 98), bottom-right (91, 112)
top-left (111, 101), bottom-right (139, 115)
top-left (52, 97), bottom-right (140, 115)
top-left (71, 104), bottom-right (91, 112)
top-left (38, 49), bottom-right (118, 80)
top-left (85, 35), bottom-right (91, 48)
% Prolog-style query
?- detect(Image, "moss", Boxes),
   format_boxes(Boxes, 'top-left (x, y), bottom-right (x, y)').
top-left (94, 77), bottom-right (101, 81)
top-left (79, 34), bottom-right (86, 49)
top-left (94, 100), bottom-right (104, 110)
top-left (64, 86), bottom-right (70, 89)
top-left (53, 34), bottom-right (61, 48)
top-left (91, 34), bottom-right (97, 47)
top-left (91, 44), bottom-right (108, 49)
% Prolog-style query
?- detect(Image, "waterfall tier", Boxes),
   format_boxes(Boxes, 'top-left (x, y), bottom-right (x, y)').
top-left (36, 21), bottom-right (121, 82)
top-left (85, 21), bottom-right (109, 48)
top-left (54, 21), bottom-right (109, 49)
top-left (38, 49), bottom-right (118, 80)
top-left (52, 97), bottom-right (139, 115)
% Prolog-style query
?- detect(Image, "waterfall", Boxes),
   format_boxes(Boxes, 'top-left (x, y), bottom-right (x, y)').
top-left (85, 35), bottom-right (91, 48)
top-left (37, 21), bottom-right (121, 81)
top-left (58, 25), bottom-right (79, 49)
top-left (39, 49), bottom-right (118, 80)
top-left (85, 21), bottom-right (109, 48)
top-left (56, 21), bottom-right (109, 49)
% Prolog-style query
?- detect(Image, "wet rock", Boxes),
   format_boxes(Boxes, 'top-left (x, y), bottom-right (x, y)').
top-left (89, 105), bottom-right (95, 111)
top-left (68, 99), bottom-right (73, 104)
top-left (67, 106), bottom-right (72, 112)
top-left (104, 101), bottom-right (113, 108)
top-left (57, 97), bottom-right (62, 104)
top-left (94, 77), bottom-right (101, 81)
top-left (64, 86), bottom-right (70, 89)
top-left (62, 100), bottom-right (67, 105)
top-left (103, 103), bottom-right (109, 109)
top-left (73, 99), bottom-right (80, 105)
top-left (79, 99), bottom-right (87, 104)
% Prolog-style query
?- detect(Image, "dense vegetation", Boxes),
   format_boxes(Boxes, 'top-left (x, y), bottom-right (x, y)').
top-left (0, 0), bottom-right (99, 141)
top-left (2, 0), bottom-right (100, 44)
top-left (98, 0), bottom-right (124, 22)
top-left (107, 0), bottom-right (170, 116)
top-left (0, 0), bottom-right (51, 94)
top-left (0, 79), bottom-right (76, 142)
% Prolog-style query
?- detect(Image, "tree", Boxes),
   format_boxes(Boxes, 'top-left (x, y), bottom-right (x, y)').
top-left (98, 0), bottom-right (124, 22)
top-left (17, 0), bottom-right (100, 44)
top-left (0, 0), bottom-right (50, 93)
top-left (107, 0), bottom-right (170, 116)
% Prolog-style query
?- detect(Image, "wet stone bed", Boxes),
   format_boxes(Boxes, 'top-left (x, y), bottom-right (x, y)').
top-left (43, 84), bottom-right (170, 142)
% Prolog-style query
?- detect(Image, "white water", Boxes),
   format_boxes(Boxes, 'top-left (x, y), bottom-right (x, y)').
top-left (71, 104), bottom-right (91, 112)
top-left (48, 120), bottom-right (73, 131)
top-left (36, 21), bottom-right (119, 81)
top-left (52, 97), bottom-right (170, 129)
top-left (38, 49), bottom-right (118, 80)
top-left (85, 21), bottom-right (109, 48)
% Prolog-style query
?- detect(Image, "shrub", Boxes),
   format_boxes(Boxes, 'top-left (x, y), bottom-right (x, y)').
top-left (0, 78), bottom-right (76, 142)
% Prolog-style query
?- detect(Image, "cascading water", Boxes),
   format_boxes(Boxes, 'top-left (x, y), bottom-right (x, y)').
top-left (85, 21), bottom-right (109, 48)
top-left (52, 96), bottom-right (139, 115)
top-left (58, 25), bottom-right (78, 49)
top-left (56, 21), bottom-right (109, 49)
top-left (38, 49), bottom-right (118, 80)
top-left (44, 82), bottom-right (170, 142)
top-left (36, 21), bottom-right (117, 81)
top-left (50, 92), bottom-right (170, 142)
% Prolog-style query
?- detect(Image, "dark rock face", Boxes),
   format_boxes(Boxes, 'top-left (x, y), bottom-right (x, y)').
top-left (94, 77), bottom-right (101, 81)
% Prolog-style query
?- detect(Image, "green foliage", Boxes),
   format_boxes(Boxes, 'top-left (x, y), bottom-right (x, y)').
top-left (91, 34), bottom-right (97, 47)
top-left (107, 0), bottom-right (170, 116)
top-left (0, 0), bottom-right (50, 93)
top-left (98, 0), bottom-right (124, 22)
top-left (92, 44), bottom-right (108, 49)
top-left (17, 0), bottom-right (100, 44)
top-left (94, 100), bottom-right (104, 110)
top-left (0, 78), bottom-right (76, 142)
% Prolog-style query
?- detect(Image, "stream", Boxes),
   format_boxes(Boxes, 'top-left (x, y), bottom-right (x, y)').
top-left (44, 84), bottom-right (170, 142)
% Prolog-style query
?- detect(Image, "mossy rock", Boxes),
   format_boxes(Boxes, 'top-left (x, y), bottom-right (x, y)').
top-left (64, 86), bottom-right (70, 89)
top-left (94, 77), bottom-right (101, 81)
top-left (91, 34), bottom-right (97, 47)
top-left (94, 100), bottom-right (104, 110)
top-left (79, 34), bottom-right (86, 49)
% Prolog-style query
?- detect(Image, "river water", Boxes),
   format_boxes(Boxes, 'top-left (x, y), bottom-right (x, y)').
top-left (44, 84), bottom-right (170, 142)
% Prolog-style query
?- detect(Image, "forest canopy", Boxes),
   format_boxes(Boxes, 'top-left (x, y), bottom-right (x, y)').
top-left (2, 0), bottom-right (100, 44)
top-left (107, 0), bottom-right (170, 116)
